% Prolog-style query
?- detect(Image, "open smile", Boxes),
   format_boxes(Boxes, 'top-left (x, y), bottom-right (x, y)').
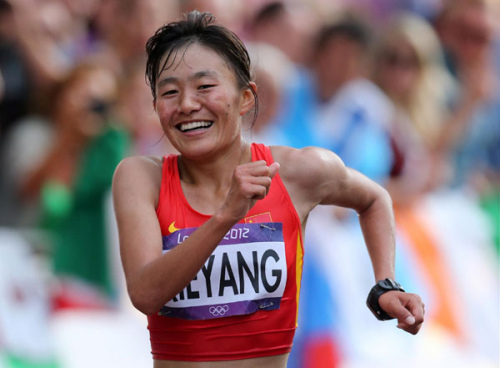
top-left (177, 121), bottom-right (214, 132)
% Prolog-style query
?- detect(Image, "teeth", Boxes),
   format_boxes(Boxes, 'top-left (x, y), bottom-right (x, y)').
top-left (179, 121), bottom-right (213, 132)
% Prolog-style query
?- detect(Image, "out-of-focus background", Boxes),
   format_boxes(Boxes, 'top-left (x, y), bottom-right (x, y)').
top-left (0, 0), bottom-right (498, 367)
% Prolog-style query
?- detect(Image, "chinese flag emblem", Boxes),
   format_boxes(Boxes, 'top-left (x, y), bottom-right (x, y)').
top-left (244, 212), bottom-right (273, 224)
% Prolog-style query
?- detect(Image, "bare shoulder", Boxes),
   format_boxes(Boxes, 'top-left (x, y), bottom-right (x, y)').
top-left (114, 155), bottom-right (163, 178)
top-left (270, 145), bottom-right (346, 187)
top-left (112, 155), bottom-right (164, 204)
top-left (269, 145), bottom-right (348, 212)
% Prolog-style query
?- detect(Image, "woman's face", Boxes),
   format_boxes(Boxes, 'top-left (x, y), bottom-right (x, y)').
top-left (376, 40), bottom-right (420, 100)
top-left (153, 43), bottom-right (255, 159)
top-left (56, 68), bottom-right (116, 139)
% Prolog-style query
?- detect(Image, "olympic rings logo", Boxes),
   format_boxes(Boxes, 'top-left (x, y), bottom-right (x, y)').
top-left (209, 305), bottom-right (229, 317)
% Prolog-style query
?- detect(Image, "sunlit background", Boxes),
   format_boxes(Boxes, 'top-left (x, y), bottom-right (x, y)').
top-left (0, 0), bottom-right (498, 367)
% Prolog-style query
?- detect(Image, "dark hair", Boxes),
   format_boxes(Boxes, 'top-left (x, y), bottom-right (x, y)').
top-left (145, 11), bottom-right (258, 122)
top-left (252, 1), bottom-right (286, 26)
top-left (0, 0), bottom-right (12, 13)
top-left (315, 16), bottom-right (372, 53)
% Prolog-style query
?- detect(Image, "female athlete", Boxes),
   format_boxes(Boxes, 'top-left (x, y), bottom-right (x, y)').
top-left (112, 11), bottom-right (424, 368)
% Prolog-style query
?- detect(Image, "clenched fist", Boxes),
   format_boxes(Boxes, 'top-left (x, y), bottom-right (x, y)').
top-left (379, 291), bottom-right (425, 335)
top-left (219, 160), bottom-right (280, 222)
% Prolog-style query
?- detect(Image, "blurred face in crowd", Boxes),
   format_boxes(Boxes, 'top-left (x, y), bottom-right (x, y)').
top-left (376, 39), bottom-right (421, 101)
top-left (438, 2), bottom-right (493, 66)
top-left (251, 5), bottom-right (317, 66)
top-left (54, 66), bottom-right (117, 141)
top-left (314, 35), bottom-right (364, 101)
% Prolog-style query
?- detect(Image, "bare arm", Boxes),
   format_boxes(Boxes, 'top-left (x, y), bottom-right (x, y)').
top-left (275, 146), bottom-right (395, 279)
top-left (273, 146), bottom-right (424, 334)
top-left (112, 156), bottom-right (279, 315)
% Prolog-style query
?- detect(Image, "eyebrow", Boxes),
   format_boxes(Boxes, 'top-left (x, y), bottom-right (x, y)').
top-left (157, 70), bottom-right (219, 87)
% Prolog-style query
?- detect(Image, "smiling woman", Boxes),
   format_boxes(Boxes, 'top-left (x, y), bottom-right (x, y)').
top-left (112, 10), bottom-right (425, 368)
top-left (151, 42), bottom-right (255, 160)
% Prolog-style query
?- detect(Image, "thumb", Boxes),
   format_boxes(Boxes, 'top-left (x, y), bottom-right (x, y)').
top-left (402, 315), bottom-right (416, 326)
top-left (269, 162), bottom-right (280, 179)
top-left (396, 309), bottom-right (416, 328)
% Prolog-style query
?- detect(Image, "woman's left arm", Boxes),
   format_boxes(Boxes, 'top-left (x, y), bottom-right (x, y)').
top-left (274, 145), bottom-right (425, 335)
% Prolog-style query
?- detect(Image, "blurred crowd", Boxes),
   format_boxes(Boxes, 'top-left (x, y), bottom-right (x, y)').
top-left (0, 0), bottom-right (498, 367)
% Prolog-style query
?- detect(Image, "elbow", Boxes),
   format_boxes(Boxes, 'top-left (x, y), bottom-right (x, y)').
top-left (371, 181), bottom-right (393, 207)
top-left (373, 185), bottom-right (394, 216)
top-left (128, 287), bottom-right (164, 316)
top-left (131, 300), bottom-right (159, 317)
top-left (379, 185), bottom-right (393, 207)
top-left (358, 183), bottom-right (393, 216)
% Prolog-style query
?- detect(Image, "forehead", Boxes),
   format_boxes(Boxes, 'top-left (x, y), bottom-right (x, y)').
top-left (157, 43), bottom-right (235, 80)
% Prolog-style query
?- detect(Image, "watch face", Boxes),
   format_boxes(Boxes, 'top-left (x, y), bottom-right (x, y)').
top-left (379, 278), bottom-right (403, 291)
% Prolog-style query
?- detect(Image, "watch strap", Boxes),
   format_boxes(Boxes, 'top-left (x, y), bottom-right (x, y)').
top-left (366, 278), bottom-right (405, 321)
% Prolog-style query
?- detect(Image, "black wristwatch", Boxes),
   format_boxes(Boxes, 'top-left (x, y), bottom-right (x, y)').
top-left (366, 278), bottom-right (405, 321)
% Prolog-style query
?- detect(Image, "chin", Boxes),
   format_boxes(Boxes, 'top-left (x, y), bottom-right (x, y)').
top-left (181, 139), bottom-right (238, 159)
top-left (177, 142), bottom-right (217, 158)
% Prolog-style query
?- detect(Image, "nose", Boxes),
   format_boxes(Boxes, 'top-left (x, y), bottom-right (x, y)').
top-left (177, 90), bottom-right (201, 115)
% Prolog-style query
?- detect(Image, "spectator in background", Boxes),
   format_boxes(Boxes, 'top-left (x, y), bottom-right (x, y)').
top-left (370, 12), bottom-right (457, 205)
top-left (19, 62), bottom-right (130, 307)
top-left (248, 1), bottom-right (319, 67)
top-left (433, 0), bottom-right (499, 182)
top-left (286, 15), bottom-right (399, 368)
top-left (370, 9), bottom-right (499, 363)
top-left (295, 8), bottom-right (499, 368)
top-left (244, 41), bottom-right (315, 148)
top-left (244, 1), bottom-right (320, 149)
top-left (308, 14), bottom-right (396, 184)
top-left (0, 0), bottom-right (111, 227)
top-left (435, 0), bottom-right (495, 80)
top-left (434, 0), bottom-right (499, 251)
top-left (0, 0), bottom-right (178, 227)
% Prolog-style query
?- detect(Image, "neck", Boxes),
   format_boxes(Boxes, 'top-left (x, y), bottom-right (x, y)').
top-left (178, 140), bottom-right (252, 189)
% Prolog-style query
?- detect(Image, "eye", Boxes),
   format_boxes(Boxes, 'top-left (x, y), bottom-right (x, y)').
top-left (161, 89), bottom-right (177, 97)
top-left (198, 84), bottom-right (214, 90)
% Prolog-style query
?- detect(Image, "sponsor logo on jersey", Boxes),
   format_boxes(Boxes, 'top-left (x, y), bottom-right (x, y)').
top-left (168, 221), bottom-right (180, 234)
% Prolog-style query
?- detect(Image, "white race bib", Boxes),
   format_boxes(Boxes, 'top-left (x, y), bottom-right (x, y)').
top-left (159, 223), bottom-right (287, 320)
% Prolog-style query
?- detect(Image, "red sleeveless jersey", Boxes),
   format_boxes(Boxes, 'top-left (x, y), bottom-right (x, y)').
top-left (149, 143), bottom-right (304, 361)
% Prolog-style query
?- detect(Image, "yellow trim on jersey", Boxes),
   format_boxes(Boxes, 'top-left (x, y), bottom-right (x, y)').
top-left (295, 233), bottom-right (304, 326)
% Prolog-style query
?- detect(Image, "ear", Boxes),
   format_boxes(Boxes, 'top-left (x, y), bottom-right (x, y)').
top-left (240, 82), bottom-right (257, 116)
